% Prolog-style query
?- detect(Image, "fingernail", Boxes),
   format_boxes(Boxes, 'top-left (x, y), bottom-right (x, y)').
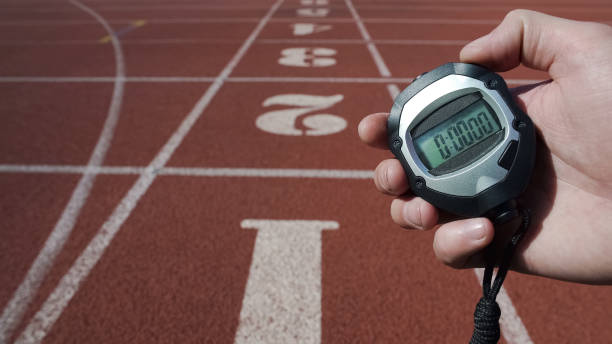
top-left (462, 219), bottom-right (486, 241)
top-left (402, 202), bottom-right (423, 228)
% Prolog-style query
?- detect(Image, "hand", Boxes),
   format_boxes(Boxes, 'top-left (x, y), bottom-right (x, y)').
top-left (359, 10), bottom-right (612, 284)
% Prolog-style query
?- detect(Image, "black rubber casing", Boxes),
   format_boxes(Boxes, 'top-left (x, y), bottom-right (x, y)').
top-left (387, 63), bottom-right (536, 217)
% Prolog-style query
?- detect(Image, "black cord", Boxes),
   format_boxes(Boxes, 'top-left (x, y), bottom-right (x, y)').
top-left (469, 207), bottom-right (531, 344)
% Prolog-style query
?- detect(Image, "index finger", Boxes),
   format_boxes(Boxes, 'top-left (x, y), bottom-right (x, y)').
top-left (358, 112), bottom-right (390, 149)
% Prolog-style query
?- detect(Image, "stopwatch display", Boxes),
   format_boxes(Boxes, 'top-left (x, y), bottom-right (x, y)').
top-left (387, 63), bottom-right (536, 217)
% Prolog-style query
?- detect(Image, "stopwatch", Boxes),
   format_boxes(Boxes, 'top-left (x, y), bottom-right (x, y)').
top-left (387, 63), bottom-right (536, 218)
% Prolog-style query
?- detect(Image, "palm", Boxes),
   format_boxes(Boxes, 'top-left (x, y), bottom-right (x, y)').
top-left (511, 70), bottom-right (612, 283)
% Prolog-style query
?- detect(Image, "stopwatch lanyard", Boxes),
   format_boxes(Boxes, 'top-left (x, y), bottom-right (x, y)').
top-left (469, 207), bottom-right (531, 344)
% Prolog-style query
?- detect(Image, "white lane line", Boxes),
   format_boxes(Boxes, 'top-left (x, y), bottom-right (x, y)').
top-left (228, 76), bottom-right (415, 83)
top-left (386, 84), bottom-right (400, 99)
top-left (260, 38), bottom-right (468, 45)
top-left (0, 0), bottom-right (126, 342)
top-left (0, 76), bottom-right (416, 83)
top-left (363, 18), bottom-right (499, 24)
top-left (0, 76), bottom-right (544, 85)
top-left (355, 4), bottom-right (612, 12)
top-left (4, 3), bottom-right (610, 12)
top-left (0, 165), bottom-right (374, 179)
top-left (0, 76), bottom-right (214, 83)
top-left (236, 220), bottom-right (339, 344)
top-left (0, 18), bottom-right (609, 27)
top-left (474, 269), bottom-right (533, 344)
top-left (0, 165), bottom-right (142, 175)
top-left (375, 39), bottom-right (468, 45)
top-left (0, 5), bottom-right (274, 12)
top-left (0, 38), bottom-right (468, 46)
top-left (345, 0), bottom-right (400, 109)
top-left (0, 18), bottom-right (261, 26)
top-left (0, 76), bottom-right (413, 83)
top-left (13, 1), bottom-right (284, 343)
top-left (344, 0), bottom-right (391, 77)
top-left (159, 167), bottom-right (373, 179)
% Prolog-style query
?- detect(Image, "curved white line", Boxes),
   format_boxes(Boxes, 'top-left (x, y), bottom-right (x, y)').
top-left (0, 1), bottom-right (125, 343)
top-left (13, 0), bottom-right (283, 343)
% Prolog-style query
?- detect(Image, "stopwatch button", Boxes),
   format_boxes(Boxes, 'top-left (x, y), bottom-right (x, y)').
top-left (498, 140), bottom-right (518, 170)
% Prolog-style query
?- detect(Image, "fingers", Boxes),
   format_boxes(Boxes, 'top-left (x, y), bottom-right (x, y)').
top-left (390, 196), bottom-right (438, 230)
top-left (358, 112), bottom-right (389, 149)
top-left (459, 9), bottom-right (582, 73)
top-left (433, 218), bottom-right (495, 269)
top-left (374, 159), bottom-right (409, 195)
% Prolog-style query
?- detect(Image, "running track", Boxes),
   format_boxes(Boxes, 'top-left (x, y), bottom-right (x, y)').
top-left (1, 0), bottom-right (612, 343)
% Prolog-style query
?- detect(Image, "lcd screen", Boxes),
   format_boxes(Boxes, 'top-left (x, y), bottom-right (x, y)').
top-left (414, 99), bottom-right (502, 170)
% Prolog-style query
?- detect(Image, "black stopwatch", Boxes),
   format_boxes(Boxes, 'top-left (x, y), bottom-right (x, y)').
top-left (388, 63), bottom-right (536, 218)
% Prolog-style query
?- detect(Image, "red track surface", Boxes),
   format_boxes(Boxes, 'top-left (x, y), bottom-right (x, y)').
top-left (1, 0), bottom-right (612, 343)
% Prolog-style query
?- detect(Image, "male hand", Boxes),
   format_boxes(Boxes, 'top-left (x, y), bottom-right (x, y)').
top-left (358, 10), bottom-right (612, 284)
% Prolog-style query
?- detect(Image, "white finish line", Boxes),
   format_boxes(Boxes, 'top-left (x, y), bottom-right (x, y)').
top-left (236, 219), bottom-right (339, 344)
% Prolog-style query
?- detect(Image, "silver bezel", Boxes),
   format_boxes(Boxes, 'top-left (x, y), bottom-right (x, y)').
top-left (399, 74), bottom-right (519, 197)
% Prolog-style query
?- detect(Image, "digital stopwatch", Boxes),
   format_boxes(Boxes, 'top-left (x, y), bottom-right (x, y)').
top-left (388, 63), bottom-right (536, 218)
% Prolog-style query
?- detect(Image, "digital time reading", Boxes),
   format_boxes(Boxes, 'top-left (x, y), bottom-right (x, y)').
top-left (414, 99), bottom-right (502, 170)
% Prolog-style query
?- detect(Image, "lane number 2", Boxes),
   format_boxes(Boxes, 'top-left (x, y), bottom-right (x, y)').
top-left (256, 94), bottom-right (346, 136)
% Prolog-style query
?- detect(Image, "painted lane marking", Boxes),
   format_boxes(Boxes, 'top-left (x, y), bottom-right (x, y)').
top-left (0, 165), bottom-right (374, 179)
top-left (291, 23), bottom-right (333, 36)
top-left (297, 8), bottom-right (330, 17)
top-left (99, 19), bottom-right (146, 43)
top-left (1, 18), bottom-right (609, 27)
top-left (0, 164), bottom-right (374, 179)
top-left (160, 167), bottom-right (372, 179)
top-left (235, 220), bottom-right (339, 344)
top-left (0, 38), bottom-right (469, 46)
top-left (474, 269), bottom-right (533, 344)
top-left (363, 18), bottom-right (499, 24)
top-left (0, 165), bottom-right (142, 175)
top-left (13, 1), bottom-right (285, 343)
top-left (344, 0), bottom-right (390, 77)
top-left (0, 0), bottom-right (127, 342)
top-left (278, 47), bottom-right (337, 67)
top-left (6, 4), bottom-right (612, 12)
top-left (300, 0), bottom-right (329, 5)
top-left (386, 84), bottom-right (400, 99)
top-left (0, 76), bottom-right (544, 85)
top-left (345, 0), bottom-right (401, 123)
top-left (256, 94), bottom-right (345, 136)
top-left (263, 38), bottom-right (469, 45)
top-left (227, 76), bottom-right (415, 83)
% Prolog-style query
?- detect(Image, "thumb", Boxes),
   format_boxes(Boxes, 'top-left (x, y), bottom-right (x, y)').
top-left (433, 218), bottom-right (495, 269)
top-left (460, 9), bottom-right (592, 75)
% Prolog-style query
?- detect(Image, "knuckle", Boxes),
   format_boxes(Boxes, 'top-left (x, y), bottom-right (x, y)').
top-left (433, 234), bottom-right (465, 269)
top-left (504, 8), bottom-right (529, 21)
top-left (584, 21), bottom-right (612, 36)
